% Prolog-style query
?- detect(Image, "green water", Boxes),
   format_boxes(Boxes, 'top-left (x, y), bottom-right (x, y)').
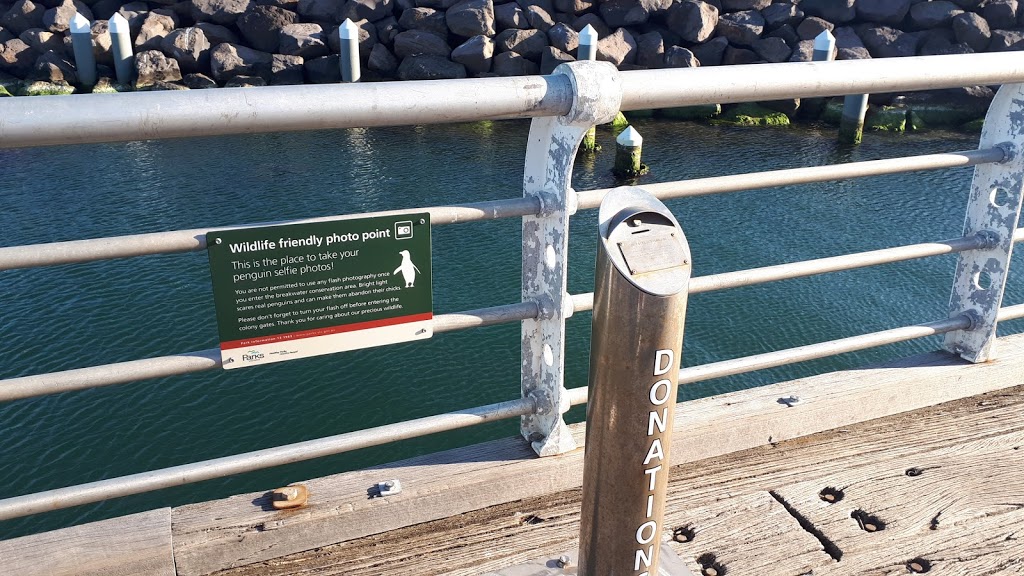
top-left (2, 119), bottom-right (1022, 538)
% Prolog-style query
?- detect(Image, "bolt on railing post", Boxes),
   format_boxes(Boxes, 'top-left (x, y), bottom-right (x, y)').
top-left (944, 83), bottom-right (1024, 362)
top-left (520, 60), bottom-right (622, 457)
top-left (578, 186), bottom-right (692, 576)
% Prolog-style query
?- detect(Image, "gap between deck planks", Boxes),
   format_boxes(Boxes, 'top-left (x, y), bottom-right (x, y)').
top-left (172, 334), bottom-right (1024, 576)
top-left (216, 384), bottom-right (1024, 575)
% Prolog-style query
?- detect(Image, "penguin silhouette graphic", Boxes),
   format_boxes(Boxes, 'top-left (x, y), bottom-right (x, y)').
top-left (394, 250), bottom-right (421, 288)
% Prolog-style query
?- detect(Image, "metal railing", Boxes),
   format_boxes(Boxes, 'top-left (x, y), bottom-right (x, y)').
top-left (2, 54), bottom-right (1024, 523)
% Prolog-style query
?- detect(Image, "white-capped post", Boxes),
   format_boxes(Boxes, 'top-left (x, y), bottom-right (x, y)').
top-left (70, 13), bottom-right (97, 87)
top-left (813, 29), bottom-right (835, 62)
top-left (109, 12), bottom-right (133, 85)
top-left (339, 19), bottom-right (360, 83)
top-left (578, 24), bottom-right (600, 154)
top-left (613, 125), bottom-right (647, 178)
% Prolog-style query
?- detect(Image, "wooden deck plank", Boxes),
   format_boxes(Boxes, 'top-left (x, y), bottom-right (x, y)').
top-left (212, 381), bottom-right (1024, 575)
top-left (174, 335), bottom-right (1024, 575)
top-left (0, 508), bottom-right (174, 576)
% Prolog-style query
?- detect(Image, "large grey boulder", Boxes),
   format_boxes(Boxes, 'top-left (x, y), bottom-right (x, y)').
top-left (397, 53), bottom-right (467, 79)
top-left (599, 0), bottom-right (649, 28)
top-left (183, 72), bottom-right (216, 88)
top-left (989, 29), bottom-right (1024, 51)
top-left (89, 20), bottom-right (112, 64)
top-left (908, 1), bottom-right (963, 29)
top-left (160, 27), bottom-right (210, 74)
top-left (400, 8), bottom-right (448, 36)
top-left (236, 5), bottom-right (297, 53)
top-left (768, 23), bottom-right (798, 46)
top-left (952, 12), bottom-right (990, 52)
top-left (196, 22), bottom-right (237, 45)
top-left (134, 48), bottom-right (181, 87)
top-left (761, 2), bottom-right (801, 29)
top-left (270, 53), bottom-right (302, 84)
top-left (983, 0), bottom-right (1018, 28)
top-left (834, 26), bottom-right (870, 59)
top-left (596, 26), bottom-right (635, 66)
top-left (191, 0), bottom-right (253, 25)
top-left (494, 2), bottom-right (528, 30)
top-left (0, 27), bottom-right (14, 44)
top-left (451, 33), bottom-right (492, 74)
top-left (525, 5), bottom-right (554, 31)
top-left (547, 22), bottom-right (577, 53)
top-left (491, 50), bottom-right (537, 75)
top-left (279, 23), bottom-right (328, 58)
top-left (800, 0), bottom-right (855, 24)
top-left (789, 38), bottom-right (814, 61)
top-left (303, 54), bottom-right (338, 82)
top-left (636, 30), bottom-right (663, 68)
top-left (722, 45), bottom-right (757, 64)
top-left (539, 45), bottom-right (571, 73)
top-left (209, 42), bottom-right (271, 83)
top-left (447, 0), bottom-right (494, 37)
top-left (796, 16), bottom-right (831, 41)
top-left (21, 27), bottom-right (63, 53)
top-left (296, 0), bottom-right (337, 23)
top-left (2, 0), bottom-right (44, 35)
top-left (722, 0), bottom-right (769, 10)
top-left (367, 42), bottom-right (398, 74)
top-left (752, 36), bottom-right (790, 62)
top-left (495, 27), bottom-right (546, 59)
top-left (342, 0), bottom-right (392, 21)
top-left (375, 15), bottom-right (398, 44)
top-left (715, 9), bottom-right (763, 47)
top-left (664, 44), bottom-right (697, 67)
top-left (856, 0), bottom-right (910, 26)
top-left (571, 12), bottom-right (608, 37)
top-left (394, 29), bottom-right (451, 58)
top-left (42, 0), bottom-right (89, 33)
top-left (860, 25), bottom-right (919, 58)
top-left (0, 37), bottom-right (35, 75)
top-left (29, 50), bottom-right (75, 83)
top-left (134, 11), bottom-right (175, 51)
top-left (554, 0), bottom-right (593, 15)
top-left (690, 35), bottom-right (727, 65)
top-left (666, 0), bottom-right (717, 44)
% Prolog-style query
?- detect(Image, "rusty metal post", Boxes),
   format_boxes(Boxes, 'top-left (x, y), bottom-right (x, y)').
top-left (944, 83), bottom-right (1024, 362)
top-left (520, 60), bottom-right (622, 457)
top-left (578, 186), bottom-right (692, 576)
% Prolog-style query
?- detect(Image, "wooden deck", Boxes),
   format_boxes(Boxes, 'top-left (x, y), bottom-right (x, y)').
top-left (217, 384), bottom-right (1024, 576)
top-left (5, 335), bottom-right (1024, 576)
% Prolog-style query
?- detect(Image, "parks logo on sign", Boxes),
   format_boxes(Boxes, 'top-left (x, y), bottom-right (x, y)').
top-left (206, 214), bottom-right (432, 369)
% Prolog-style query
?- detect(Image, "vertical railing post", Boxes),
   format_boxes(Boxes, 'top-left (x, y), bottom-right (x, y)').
top-left (339, 19), bottom-right (361, 83)
top-left (944, 83), bottom-right (1024, 362)
top-left (70, 13), bottom-right (97, 87)
top-left (521, 60), bottom-right (622, 457)
top-left (578, 186), bottom-right (691, 576)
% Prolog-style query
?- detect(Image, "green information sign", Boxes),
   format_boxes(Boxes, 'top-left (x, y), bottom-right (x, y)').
top-left (206, 214), bottom-right (432, 369)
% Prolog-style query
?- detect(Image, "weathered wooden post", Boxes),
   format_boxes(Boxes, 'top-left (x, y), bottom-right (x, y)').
top-left (70, 13), bottom-right (97, 87)
top-left (578, 186), bottom-right (692, 576)
top-left (339, 19), bottom-right (360, 83)
top-left (109, 12), bottom-right (133, 85)
top-left (613, 125), bottom-right (648, 178)
top-left (579, 24), bottom-right (599, 154)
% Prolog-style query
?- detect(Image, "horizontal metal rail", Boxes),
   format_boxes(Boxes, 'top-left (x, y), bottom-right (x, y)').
top-left (3, 54), bottom-right (1023, 149)
top-left (0, 198), bottom-right (540, 271)
top-left (619, 53), bottom-right (1024, 111)
top-left (0, 301), bottom-right (539, 403)
top-left (576, 148), bottom-right (1004, 210)
top-left (0, 396), bottom-right (535, 522)
top-left (565, 313), bottom-right (976, 406)
top-left (8, 229), bottom-right (1019, 403)
top-left (0, 149), bottom-right (1000, 271)
top-left (998, 303), bottom-right (1024, 322)
top-left (0, 75), bottom-right (574, 149)
top-left (0, 306), bottom-right (997, 521)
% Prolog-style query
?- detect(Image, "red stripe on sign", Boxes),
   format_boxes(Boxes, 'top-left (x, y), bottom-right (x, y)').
top-left (221, 312), bottom-right (434, 350)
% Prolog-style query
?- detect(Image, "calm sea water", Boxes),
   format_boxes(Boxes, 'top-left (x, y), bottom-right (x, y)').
top-left (3, 119), bottom-right (1023, 538)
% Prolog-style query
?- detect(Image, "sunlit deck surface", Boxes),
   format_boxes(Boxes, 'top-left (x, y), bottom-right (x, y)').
top-left (218, 372), bottom-right (1024, 574)
top-left (5, 336), bottom-right (1024, 576)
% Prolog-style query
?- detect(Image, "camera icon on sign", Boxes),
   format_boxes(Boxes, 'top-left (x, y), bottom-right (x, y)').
top-left (395, 221), bottom-right (414, 239)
